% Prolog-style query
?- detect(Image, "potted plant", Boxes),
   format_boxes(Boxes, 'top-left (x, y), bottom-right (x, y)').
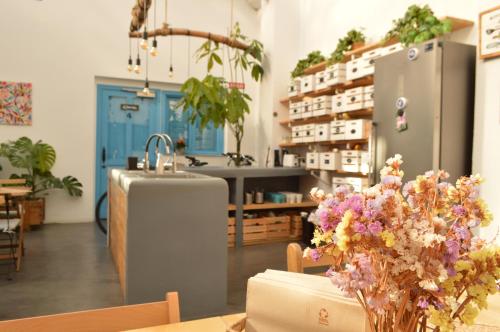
top-left (328, 29), bottom-right (366, 64)
top-left (386, 5), bottom-right (452, 46)
top-left (177, 23), bottom-right (264, 166)
top-left (0, 137), bottom-right (83, 227)
top-left (290, 50), bottom-right (326, 78)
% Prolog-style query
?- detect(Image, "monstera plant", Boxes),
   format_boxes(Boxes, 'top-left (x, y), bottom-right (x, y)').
top-left (177, 23), bottom-right (264, 166)
top-left (0, 137), bottom-right (83, 226)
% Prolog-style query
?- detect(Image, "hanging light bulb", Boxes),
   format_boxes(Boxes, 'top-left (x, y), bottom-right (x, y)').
top-left (143, 79), bottom-right (150, 95)
top-left (150, 39), bottom-right (158, 57)
top-left (169, 64), bottom-right (174, 78)
top-left (134, 57), bottom-right (141, 74)
top-left (168, 33), bottom-right (173, 78)
top-left (127, 56), bottom-right (133, 72)
top-left (140, 30), bottom-right (148, 50)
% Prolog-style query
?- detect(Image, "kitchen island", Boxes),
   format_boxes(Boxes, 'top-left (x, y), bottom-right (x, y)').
top-left (108, 169), bottom-right (228, 320)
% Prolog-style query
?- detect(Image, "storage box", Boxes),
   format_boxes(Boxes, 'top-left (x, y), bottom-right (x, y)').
top-left (300, 75), bottom-right (315, 93)
top-left (302, 100), bottom-right (313, 118)
top-left (341, 150), bottom-right (362, 173)
top-left (332, 177), bottom-right (348, 190)
top-left (344, 87), bottom-right (364, 112)
top-left (330, 120), bottom-right (346, 141)
top-left (332, 94), bottom-right (346, 113)
top-left (345, 119), bottom-right (372, 140)
top-left (315, 71), bottom-right (327, 91)
top-left (291, 125), bottom-right (303, 143)
top-left (325, 63), bottom-right (346, 86)
top-left (346, 59), bottom-right (363, 81)
top-left (320, 151), bottom-right (341, 171)
top-left (302, 124), bottom-right (315, 143)
top-left (360, 48), bottom-right (382, 77)
top-left (288, 78), bottom-right (301, 97)
top-left (346, 177), bottom-right (369, 193)
top-left (306, 152), bottom-right (320, 169)
top-left (312, 95), bottom-right (332, 116)
top-left (315, 123), bottom-right (330, 142)
top-left (380, 43), bottom-right (404, 57)
top-left (289, 101), bottom-right (302, 120)
top-left (361, 48), bottom-right (383, 59)
top-left (360, 151), bottom-right (371, 174)
top-left (363, 85), bottom-right (375, 108)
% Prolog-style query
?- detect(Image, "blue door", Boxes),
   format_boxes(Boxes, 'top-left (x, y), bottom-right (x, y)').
top-left (95, 85), bottom-right (160, 210)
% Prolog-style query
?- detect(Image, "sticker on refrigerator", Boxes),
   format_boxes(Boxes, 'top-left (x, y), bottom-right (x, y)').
top-left (396, 109), bottom-right (408, 132)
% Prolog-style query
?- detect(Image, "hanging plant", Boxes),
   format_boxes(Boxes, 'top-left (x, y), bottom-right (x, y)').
top-left (328, 29), bottom-right (366, 65)
top-left (290, 51), bottom-right (326, 78)
top-left (176, 23), bottom-right (264, 166)
top-left (386, 5), bottom-right (452, 46)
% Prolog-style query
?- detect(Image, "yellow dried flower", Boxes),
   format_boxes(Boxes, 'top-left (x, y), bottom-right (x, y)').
top-left (381, 230), bottom-right (395, 247)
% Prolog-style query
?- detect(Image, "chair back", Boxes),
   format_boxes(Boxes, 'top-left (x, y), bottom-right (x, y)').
top-left (0, 292), bottom-right (180, 332)
top-left (287, 242), bottom-right (333, 274)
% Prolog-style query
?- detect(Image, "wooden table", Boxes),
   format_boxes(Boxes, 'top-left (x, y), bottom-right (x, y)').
top-left (0, 186), bottom-right (31, 204)
top-left (125, 313), bottom-right (245, 332)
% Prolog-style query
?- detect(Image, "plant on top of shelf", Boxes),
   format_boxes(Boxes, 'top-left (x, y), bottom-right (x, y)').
top-left (327, 29), bottom-right (366, 65)
top-left (291, 51), bottom-right (326, 78)
top-left (176, 22), bottom-right (264, 167)
top-left (386, 4), bottom-right (452, 46)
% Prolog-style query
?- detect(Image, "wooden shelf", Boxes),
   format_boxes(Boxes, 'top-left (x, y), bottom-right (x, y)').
top-left (284, 16), bottom-right (473, 82)
top-left (281, 77), bottom-right (373, 104)
top-left (279, 108), bottom-right (373, 127)
top-left (228, 201), bottom-right (317, 211)
top-left (308, 170), bottom-right (369, 178)
top-left (279, 138), bottom-right (368, 148)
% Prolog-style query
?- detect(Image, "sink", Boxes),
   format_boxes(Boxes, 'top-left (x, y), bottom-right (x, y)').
top-left (112, 169), bottom-right (207, 192)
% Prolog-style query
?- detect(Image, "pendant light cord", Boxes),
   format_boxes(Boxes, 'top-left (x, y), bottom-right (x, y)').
top-left (187, 36), bottom-right (191, 77)
top-left (164, 0), bottom-right (168, 26)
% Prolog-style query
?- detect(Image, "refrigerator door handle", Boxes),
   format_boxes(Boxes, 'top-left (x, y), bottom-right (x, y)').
top-left (369, 122), bottom-right (377, 186)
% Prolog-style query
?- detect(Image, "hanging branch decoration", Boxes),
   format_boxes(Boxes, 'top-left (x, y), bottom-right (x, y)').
top-left (127, 1), bottom-right (264, 166)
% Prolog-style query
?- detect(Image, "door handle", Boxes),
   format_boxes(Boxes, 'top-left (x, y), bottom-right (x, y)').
top-left (101, 147), bottom-right (106, 168)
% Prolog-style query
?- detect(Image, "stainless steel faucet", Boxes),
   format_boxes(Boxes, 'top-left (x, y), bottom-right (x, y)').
top-left (144, 133), bottom-right (176, 174)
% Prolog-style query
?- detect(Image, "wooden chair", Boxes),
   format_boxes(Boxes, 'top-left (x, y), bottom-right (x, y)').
top-left (286, 242), bottom-right (332, 275)
top-left (0, 292), bottom-right (180, 332)
top-left (0, 179), bottom-right (27, 272)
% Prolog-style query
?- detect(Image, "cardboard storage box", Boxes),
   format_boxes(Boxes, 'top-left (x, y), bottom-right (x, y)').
top-left (341, 150), bottom-right (362, 173)
top-left (344, 87), bottom-right (364, 112)
top-left (346, 177), bottom-right (369, 192)
top-left (315, 123), bottom-right (330, 142)
top-left (306, 152), bottom-right (319, 169)
top-left (332, 94), bottom-right (346, 113)
top-left (302, 100), bottom-right (313, 118)
top-left (302, 124), bottom-right (315, 143)
top-left (332, 177), bottom-right (348, 190)
top-left (345, 119), bottom-right (372, 140)
top-left (346, 59), bottom-right (363, 81)
top-left (312, 95), bottom-right (332, 116)
top-left (291, 125), bottom-right (303, 143)
top-left (288, 78), bottom-right (301, 97)
top-left (289, 101), bottom-right (302, 120)
top-left (320, 151), bottom-right (341, 171)
top-left (330, 120), bottom-right (346, 141)
top-left (360, 48), bottom-right (382, 77)
top-left (325, 63), bottom-right (346, 86)
top-left (300, 75), bottom-right (315, 93)
top-left (380, 43), bottom-right (404, 57)
top-left (315, 71), bottom-right (327, 91)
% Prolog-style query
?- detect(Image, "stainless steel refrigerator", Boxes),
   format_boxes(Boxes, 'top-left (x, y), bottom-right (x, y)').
top-left (373, 39), bottom-right (476, 184)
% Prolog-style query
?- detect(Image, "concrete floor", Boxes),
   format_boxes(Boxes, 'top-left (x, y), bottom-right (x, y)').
top-left (0, 223), bottom-right (289, 320)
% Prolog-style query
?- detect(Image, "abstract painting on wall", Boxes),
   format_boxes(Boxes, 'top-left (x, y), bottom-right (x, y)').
top-left (0, 81), bottom-right (33, 126)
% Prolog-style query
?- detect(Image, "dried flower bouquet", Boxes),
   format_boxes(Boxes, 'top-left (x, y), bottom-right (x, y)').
top-left (305, 155), bottom-right (499, 332)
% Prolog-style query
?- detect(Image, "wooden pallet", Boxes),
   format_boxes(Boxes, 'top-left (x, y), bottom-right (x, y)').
top-left (290, 215), bottom-right (303, 238)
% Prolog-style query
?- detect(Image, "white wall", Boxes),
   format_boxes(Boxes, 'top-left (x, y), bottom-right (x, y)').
top-left (0, 0), bottom-right (261, 223)
top-left (263, 0), bottom-right (500, 241)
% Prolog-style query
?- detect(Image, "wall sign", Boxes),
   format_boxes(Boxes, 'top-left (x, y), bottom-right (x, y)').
top-left (0, 81), bottom-right (32, 126)
top-left (479, 5), bottom-right (500, 60)
top-left (120, 103), bottom-right (139, 111)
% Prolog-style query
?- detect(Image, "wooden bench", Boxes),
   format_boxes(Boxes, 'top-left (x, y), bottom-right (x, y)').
top-left (0, 292), bottom-right (180, 332)
top-left (286, 242), bottom-right (332, 275)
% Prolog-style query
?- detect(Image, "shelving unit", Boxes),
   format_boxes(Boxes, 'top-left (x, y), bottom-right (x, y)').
top-left (279, 138), bottom-right (368, 148)
top-left (279, 108), bottom-right (373, 127)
